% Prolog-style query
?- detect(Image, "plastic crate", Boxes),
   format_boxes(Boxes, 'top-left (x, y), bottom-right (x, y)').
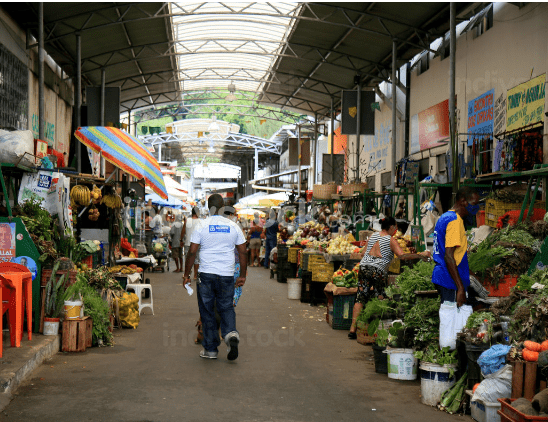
top-left (288, 247), bottom-right (300, 263)
top-left (465, 341), bottom-right (491, 390)
top-left (477, 210), bottom-right (486, 227)
top-left (300, 271), bottom-right (313, 303)
top-left (308, 254), bottom-right (326, 266)
top-left (331, 294), bottom-right (356, 330)
top-left (498, 398), bottom-right (548, 422)
top-left (487, 275), bottom-right (518, 297)
top-left (485, 199), bottom-right (545, 228)
top-left (466, 390), bottom-right (501, 422)
top-left (311, 262), bottom-right (334, 282)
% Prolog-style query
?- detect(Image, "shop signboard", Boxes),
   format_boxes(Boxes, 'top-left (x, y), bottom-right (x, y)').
top-left (467, 89), bottom-right (494, 146)
top-left (363, 105), bottom-right (392, 175)
top-left (410, 114), bottom-right (420, 155)
top-left (418, 99), bottom-right (450, 151)
top-left (506, 74), bottom-right (546, 132)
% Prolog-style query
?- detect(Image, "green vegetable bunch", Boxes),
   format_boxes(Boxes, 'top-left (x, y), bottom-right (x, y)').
top-left (468, 242), bottom-right (514, 276)
top-left (414, 345), bottom-right (458, 374)
top-left (465, 311), bottom-right (495, 329)
top-left (65, 273), bottom-right (113, 346)
top-left (387, 260), bottom-right (435, 308)
top-left (403, 297), bottom-right (440, 349)
top-left (439, 372), bottom-right (468, 414)
top-left (358, 298), bottom-right (396, 324)
top-left (516, 268), bottom-right (548, 292)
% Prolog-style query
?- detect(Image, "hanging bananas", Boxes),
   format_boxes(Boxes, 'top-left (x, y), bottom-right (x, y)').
top-left (91, 185), bottom-right (102, 204)
top-left (101, 192), bottom-right (123, 209)
top-left (70, 185), bottom-right (92, 206)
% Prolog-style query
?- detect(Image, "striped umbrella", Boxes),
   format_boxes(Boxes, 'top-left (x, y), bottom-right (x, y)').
top-left (75, 126), bottom-right (167, 199)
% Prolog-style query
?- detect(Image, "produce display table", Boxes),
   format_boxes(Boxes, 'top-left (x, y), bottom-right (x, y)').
top-left (115, 256), bottom-right (156, 272)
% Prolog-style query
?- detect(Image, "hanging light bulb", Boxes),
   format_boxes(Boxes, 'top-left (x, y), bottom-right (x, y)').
top-left (225, 81), bottom-right (237, 102)
top-left (208, 115), bottom-right (220, 132)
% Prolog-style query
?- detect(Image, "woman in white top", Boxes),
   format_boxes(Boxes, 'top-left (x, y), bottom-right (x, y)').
top-left (348, 217), bottom-right (430, 339)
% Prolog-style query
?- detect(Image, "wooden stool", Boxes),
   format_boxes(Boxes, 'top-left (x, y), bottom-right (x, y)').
top-left (62, 317), bottom-right (93, 352)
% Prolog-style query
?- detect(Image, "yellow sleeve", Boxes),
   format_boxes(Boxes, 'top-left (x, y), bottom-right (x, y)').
top-left (445, 219), bottom-right (464, 248)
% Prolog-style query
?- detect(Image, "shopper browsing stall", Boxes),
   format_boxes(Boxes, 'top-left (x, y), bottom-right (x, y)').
top-left (348, 216), bottom-right (431, 339)
top-left (263, 210), bottom-right (279, 269)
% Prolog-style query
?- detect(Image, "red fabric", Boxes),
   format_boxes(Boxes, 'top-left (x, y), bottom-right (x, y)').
top-left (47, 147), bottom-right (65, 167)
top-left (496, 208), bottom-right (546, 228)
top-left (120, 238), bottom-right (138, 255)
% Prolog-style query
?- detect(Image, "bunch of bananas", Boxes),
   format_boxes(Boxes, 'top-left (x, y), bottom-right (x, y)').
top-left (101, 192), bottom-right (123, 209)
top-left (70, 185), bottom-right (91, 206)
top-left (91, 185), bottom-right (102, 204)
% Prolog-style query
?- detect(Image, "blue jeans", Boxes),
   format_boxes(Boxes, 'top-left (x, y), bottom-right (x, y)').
top-left (264, 238), bottom-right (276, 268)
top-left (197, 272), bottom-right (237, 353)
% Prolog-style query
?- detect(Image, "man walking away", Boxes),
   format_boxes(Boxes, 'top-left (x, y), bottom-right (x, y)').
top-left (184, 194), bottom-right (247, 360)
top-left (184, 208), bottom-right (202, 280)
top-left (170, 214), bottom-right (185, 272)
top-left (263, 209), bottom-right (279, 269)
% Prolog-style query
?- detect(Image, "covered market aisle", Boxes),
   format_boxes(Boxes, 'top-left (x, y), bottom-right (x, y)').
top-left (1, 267), bottom-right (455, 422)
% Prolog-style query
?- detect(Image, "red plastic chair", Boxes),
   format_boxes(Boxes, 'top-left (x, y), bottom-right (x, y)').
top-left (0, 263), bottom-right (33, 357)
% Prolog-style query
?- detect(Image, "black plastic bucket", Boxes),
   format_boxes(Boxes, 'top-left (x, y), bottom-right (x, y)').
top-left (372, 344), bottom-right (388, 374)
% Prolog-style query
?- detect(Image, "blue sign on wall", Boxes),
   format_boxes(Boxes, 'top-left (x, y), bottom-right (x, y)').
top-left (467, 89), bottom-right (494, 146)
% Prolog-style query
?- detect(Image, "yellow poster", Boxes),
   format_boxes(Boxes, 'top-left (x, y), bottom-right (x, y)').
top-left (506, 74), bottom-right (546, 131)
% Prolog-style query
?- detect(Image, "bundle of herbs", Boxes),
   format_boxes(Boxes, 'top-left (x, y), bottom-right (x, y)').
top-left (385, 260), bottom-right (435, 308)
top-left (64, 273), bottom-right (114, 346)
top-left (486, 189), bottom-right (525, 204)
top-left (516, 268), bottom-right (548, 292)
top-left (414, 345), bottom-right (458, 376)
top-left (457, 311), bottom-right (497, 345)
top-left (402, 297), bottom-right (440, 349)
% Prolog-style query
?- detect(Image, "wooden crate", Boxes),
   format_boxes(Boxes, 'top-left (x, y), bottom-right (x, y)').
top-left (62, 317), bottom-right (93, 352)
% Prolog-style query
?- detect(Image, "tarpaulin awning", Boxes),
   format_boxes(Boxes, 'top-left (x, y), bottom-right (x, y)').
top-left (75, 126), bottom-right (168, 199)
top-left (145, 193), bottom-right (185, 209)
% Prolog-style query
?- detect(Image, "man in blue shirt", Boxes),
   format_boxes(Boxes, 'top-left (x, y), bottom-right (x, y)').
top-left (432, 186), bottom-right (480, 307)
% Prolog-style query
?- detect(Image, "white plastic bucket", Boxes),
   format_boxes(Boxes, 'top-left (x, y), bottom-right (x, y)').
top-left (384, 348), bottom-right (418, 380)
top-left (420, 362), bottom-right (457, 406)
top-left (43, 318), bottom-right (60, 336)
top-left (64, 300), bottom-right (83, 319)
top-left (287, 278), bottom-right (302, 300)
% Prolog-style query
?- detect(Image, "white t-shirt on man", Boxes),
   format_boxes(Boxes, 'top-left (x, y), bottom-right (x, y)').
top-left (190, 215), bottom-right (246, 276)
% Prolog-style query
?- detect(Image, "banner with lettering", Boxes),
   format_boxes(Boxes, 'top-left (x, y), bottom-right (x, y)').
top-left (506, 74), bottom-right (546, 132)
top-left (418, 99), bottom-right (450, 151)
top-left (0, 223), bottom-right (16, 262)
top-left (467, 89), bottom-right (494, 146)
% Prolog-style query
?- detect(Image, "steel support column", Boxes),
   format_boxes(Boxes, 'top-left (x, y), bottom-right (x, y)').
top-left (298, 124), bottom-right (301, 196)
top-left (38, 3), bottom-right (45, 141)
top-left (355, 80), bottom-right (361, 182)
top-left (313, 113), bottom-right (318, 185)
top-left (76, 33), bottom-right (82, 173)
top-left (391, 40), bottom-right (397, 190)
top-left (450, 3), bottom-right (458, 194)
top-left (254, 148), bottom-right (259, 179)
top-left (330, 96), bottom-right (335, 182)
top-left (100, 68), bottom-right (106, 126)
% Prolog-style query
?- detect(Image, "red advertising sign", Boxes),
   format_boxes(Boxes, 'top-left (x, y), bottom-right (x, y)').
top-left (418, 99), bottom-right (450, 150)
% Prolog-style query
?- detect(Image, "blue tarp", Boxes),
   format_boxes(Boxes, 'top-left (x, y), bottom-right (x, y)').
top-left (145, 193), bottom-right (185, 209)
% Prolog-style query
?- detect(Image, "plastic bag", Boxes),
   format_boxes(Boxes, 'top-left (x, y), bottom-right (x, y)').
top-left (117, 292), bottom-right (140, 329)
top-left (0, 130), bottom-right (35, 167)
top-left (477, 344), bottom-right (512, 375)
top-left (439, 302), bottom-right (473, 350)
top-left (472, 364), bottom-right (512, 403)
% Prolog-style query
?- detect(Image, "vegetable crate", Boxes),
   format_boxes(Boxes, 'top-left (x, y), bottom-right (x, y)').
top-left (498, 398), bottom-right (548, 422)
top-left (466, 390), bottom-right (501, 422)
top-left (61, 317), bottom-right (93, 352)
top-left (311, 262), bottom-right (334, 282)
top-left (511, 361), bottom-right (541, 400)
top-left (308, 254), bottom-right (326, 268)
top-left (485, 199), bottom-right (545, 229)
top-left (277, 244), bottom-right (288, 259)
top-left (331, 294), bottom-right (356, 330)
top-left (485, 199), bottom-right (522, 228)
top-left (356, 321), bottom-right (374, 345)
top-left (288, 247), bottom-right (300, 263)
top-left (300, 271), bottom-right (313, 303)
top-left (487, 275), bottom-right (518, 297)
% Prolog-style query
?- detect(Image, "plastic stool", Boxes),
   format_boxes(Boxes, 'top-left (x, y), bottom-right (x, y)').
top-left (125, 283), bottom-right (154, 315)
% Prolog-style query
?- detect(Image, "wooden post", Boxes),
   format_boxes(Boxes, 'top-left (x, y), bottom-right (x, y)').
top-left (524, 362), bottom-right (537, 400)
top-left (512, 361), bottom-right (524, 398)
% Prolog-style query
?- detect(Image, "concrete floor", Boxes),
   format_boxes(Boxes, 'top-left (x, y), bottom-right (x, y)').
top-left (1, 265), bottom-right (463, 422)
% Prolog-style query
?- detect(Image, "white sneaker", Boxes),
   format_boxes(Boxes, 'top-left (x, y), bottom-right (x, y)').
top-left (199, 349), bottom-right (218, 359)
top-left (225, 331), bottom-right (240, 361)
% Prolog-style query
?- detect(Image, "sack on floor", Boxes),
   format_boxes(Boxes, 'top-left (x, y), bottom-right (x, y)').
top-left (116, 292), bottom-right (140, 329)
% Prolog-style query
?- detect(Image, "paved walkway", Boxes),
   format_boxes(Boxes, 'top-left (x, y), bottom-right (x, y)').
top-left (1, 266), bottom-right (461, 422)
